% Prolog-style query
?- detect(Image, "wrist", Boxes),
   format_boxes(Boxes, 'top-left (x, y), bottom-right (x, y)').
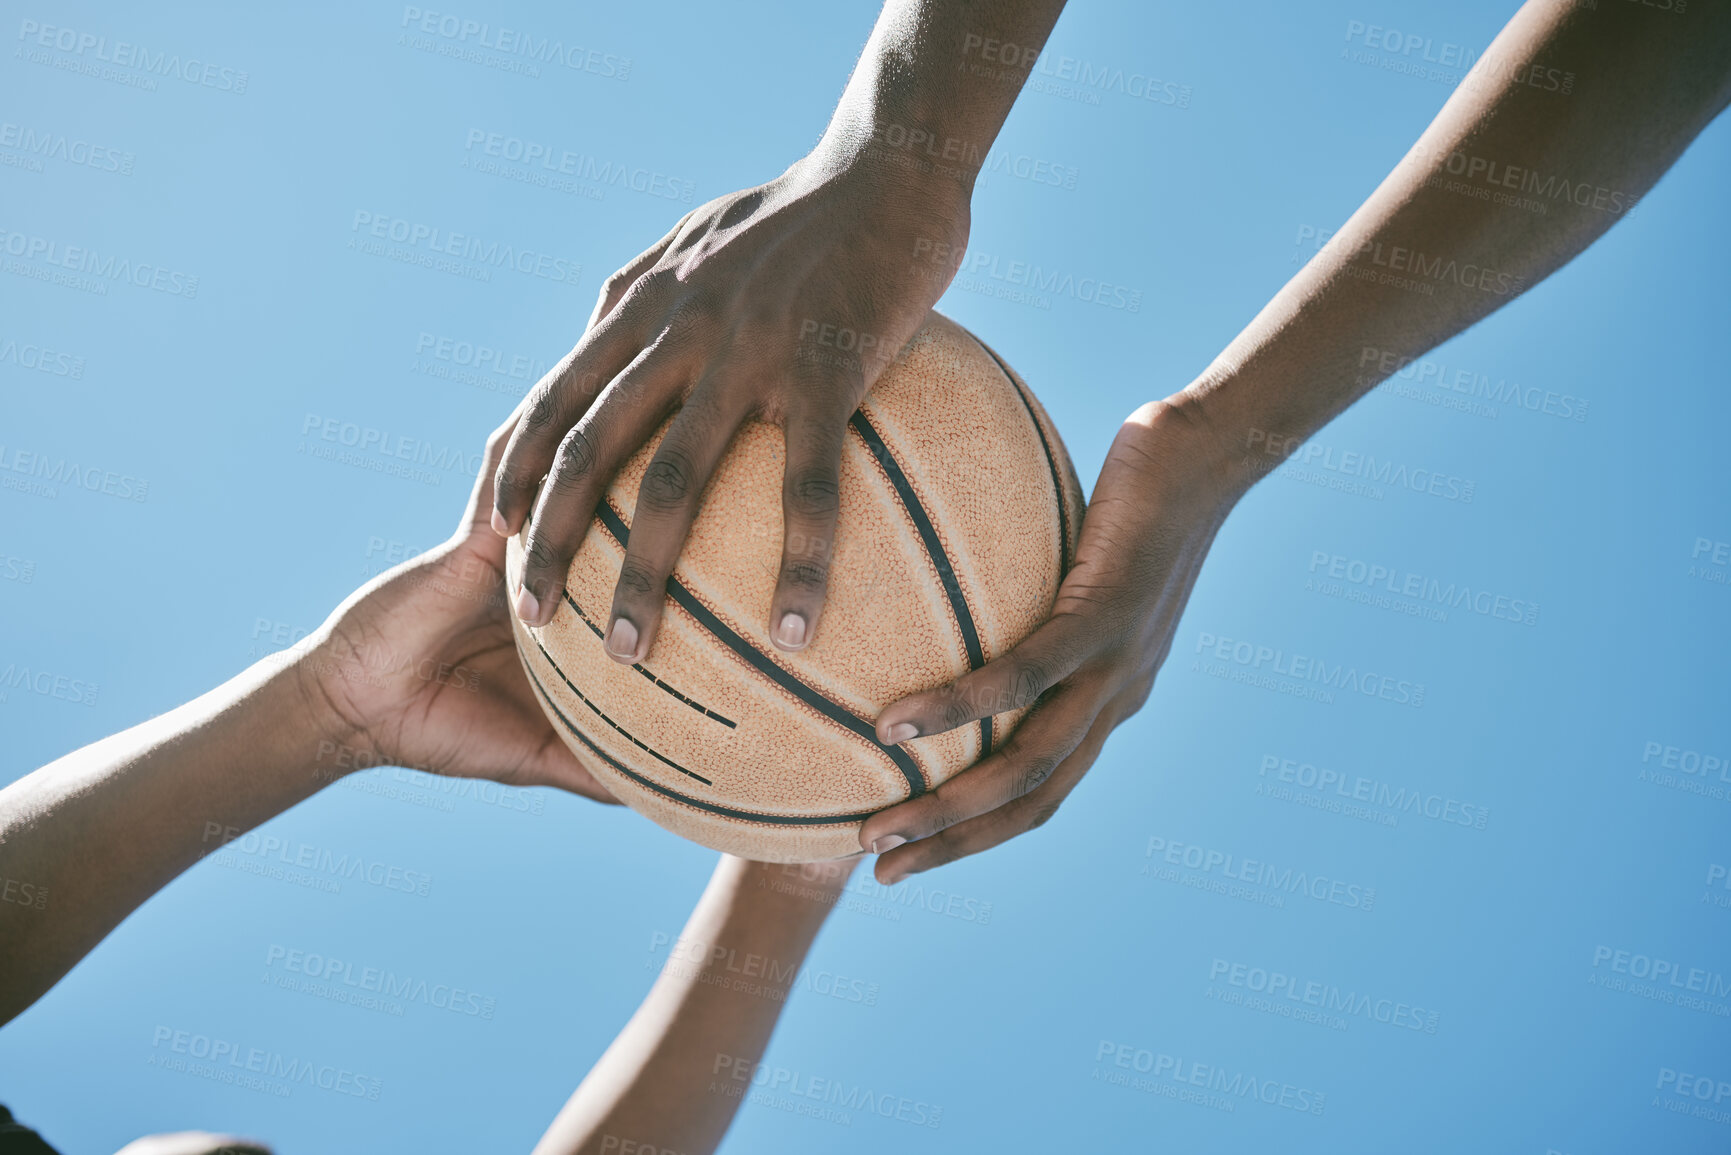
top-left (1125, 394), bottom-right (1253, 517)
top-left (281, 640), bottom-right (371, 784)
top-left (807, 107), bottom-right (983, 203)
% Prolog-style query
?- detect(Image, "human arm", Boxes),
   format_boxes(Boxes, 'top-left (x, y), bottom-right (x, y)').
top-left (493, 0), bottom-right (1069, 663)
top-left (859, 0), bottom-right (1731, 880)
top-left (111, 1134), bottom-right (271, 1155)
top-left (0, 418), bottom-right (614, 1025)
top-left (531, 855), bottom-right (857, 1155)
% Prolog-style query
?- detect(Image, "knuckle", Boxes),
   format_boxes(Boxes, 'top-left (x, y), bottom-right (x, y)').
top-left (550, 427), bottom-right (595, 488)
top-left (613, 269), bottom-right (667, 318)
top-left (616, 558), bottom-right (658, 597)
top-left (657, 299), bottom-right (712, 349)
top-left (523, 387), bottom-right (563, 434)
top-left (971, 680), bottom-right (1013, 717)
top-left (1024, 800), bottom-right (1062, 832)
top-left (786, 466), bottom-right (840, 521)
top-left (639, 451), bottom-right (695, 512)
top-left (524, 536), bottom-right (564, 580)
top-left (638, 266), bottom-right (681, 299)
top-left (998, 726), bottom-right (1034, 768)
top-left (940, 695), bottom-right (975, 732)
top-left (601, 268), bottom-right (637, 301)
top-left (923, 796), bottom-right (967, 836)
top-left (1010, 658), bottom-right (1052, 707)
top-left (1017, 755), bottom-right (1059, 797)
top-left (779, 557), bottom-right (828, 593)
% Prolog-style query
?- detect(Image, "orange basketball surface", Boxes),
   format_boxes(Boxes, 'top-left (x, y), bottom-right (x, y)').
top-left (507, 312), bottom-right (1084, 861)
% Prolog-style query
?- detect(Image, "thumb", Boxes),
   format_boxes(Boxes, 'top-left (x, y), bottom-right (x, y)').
top-left (873, 610), bottom-right (1096, 744)
top-left (512, 738), bottom-right (622, 805)
top-left (460, 405), bottom-right (530, 541)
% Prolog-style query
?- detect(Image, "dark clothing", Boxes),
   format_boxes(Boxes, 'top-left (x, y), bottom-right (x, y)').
top-left (0, 1107), bottom-right (59, 1155)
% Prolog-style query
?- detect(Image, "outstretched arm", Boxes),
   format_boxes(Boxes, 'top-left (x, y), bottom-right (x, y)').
top-left (1178, 0), bottom-right (1730, 464)
top-left (0, 418), bottom-right (613, 1026)
top-left (533, 856), bottom-right (856, 1155)
top-left (861, 0), bottom-right (1731, 880)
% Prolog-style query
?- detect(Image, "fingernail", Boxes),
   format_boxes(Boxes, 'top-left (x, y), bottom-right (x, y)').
top-left (774, 612), bottom-right (807, 650)
top-left (870, 835), bottom-right (906, 855)
top-left (514, 586), bottom-right (540, 623)
top-left (490, 508), bottom-right (509, 537)
top-left (882, 722), bottom-right (918, 745)
top-left (606, 617), bottom-right (639, 662)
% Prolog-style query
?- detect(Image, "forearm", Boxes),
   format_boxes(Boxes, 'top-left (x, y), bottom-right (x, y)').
top-left (0, 652), bottom-right (345, 1024)
top-left (816, 0), bottom-right (1070, 192)
top-left (1175, 0), bottom-right (1731, 486)
top-left (533, 856), bottom-right (857, 1155)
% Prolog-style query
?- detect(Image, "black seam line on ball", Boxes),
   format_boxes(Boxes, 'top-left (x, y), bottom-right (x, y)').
top-left (527, 664), bottom-right (879, 825)
top-left (592, 500), bottom-right (928, 799)
top-left (531, 636), bottom-right (714, 787)
top-left (559, 590), bottom-right (738, 729)
top-left (977, 340), bottom-right (1070, 576)
top-left (847, 409), bottom-right (993, 759)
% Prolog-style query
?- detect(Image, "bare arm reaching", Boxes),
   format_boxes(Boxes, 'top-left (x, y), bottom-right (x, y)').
top-left (860, 0), bottom-right (1731, 880)
top-left (0, 418), bottom-right (614, 1025)
top-left (533, 856), bottom-right (857, 1155)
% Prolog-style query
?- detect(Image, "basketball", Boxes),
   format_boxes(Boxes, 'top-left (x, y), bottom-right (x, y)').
top-left (506, 312), bottom-right (1084, 862)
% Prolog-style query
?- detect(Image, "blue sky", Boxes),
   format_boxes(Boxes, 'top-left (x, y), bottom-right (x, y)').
top-left (3, 1), bottom-right (1729, 1151)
